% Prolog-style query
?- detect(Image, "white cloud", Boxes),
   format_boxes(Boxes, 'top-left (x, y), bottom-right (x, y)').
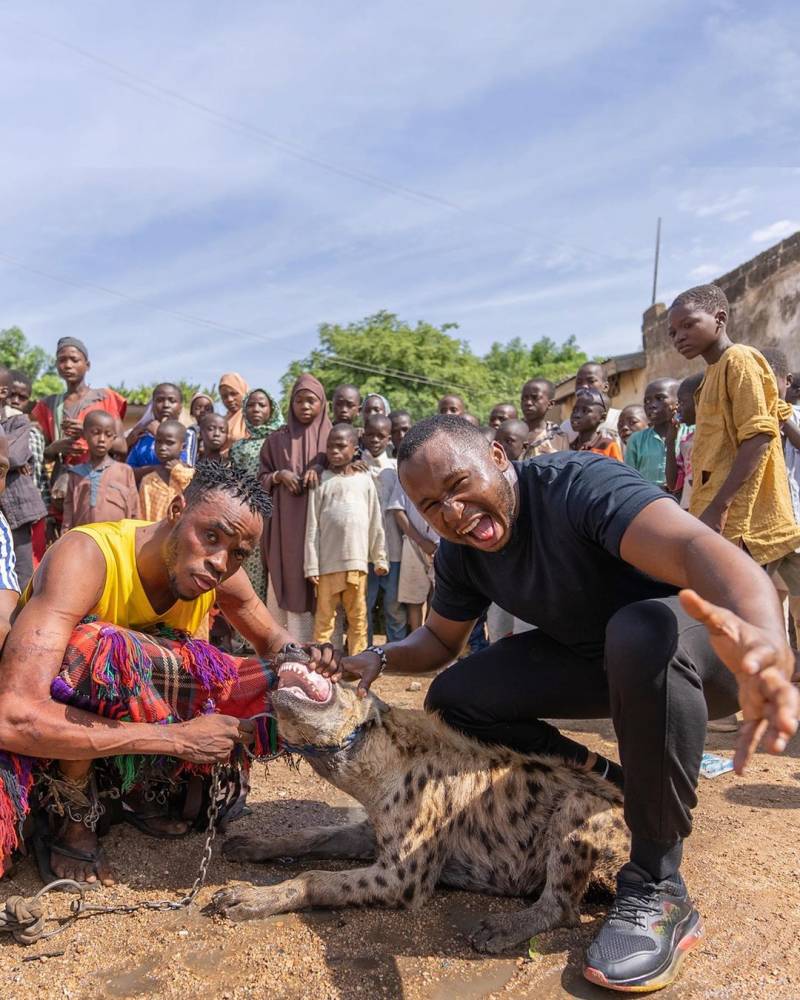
top-left (750, 220), bottom-right (800, 244)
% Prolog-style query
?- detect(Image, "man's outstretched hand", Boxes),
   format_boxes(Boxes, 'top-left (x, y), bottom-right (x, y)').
top-left (680, 589), bottom-right (799, 773)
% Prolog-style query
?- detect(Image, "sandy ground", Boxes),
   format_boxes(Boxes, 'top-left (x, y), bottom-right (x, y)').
top-left (1, 670), bottom-right (799, 1000)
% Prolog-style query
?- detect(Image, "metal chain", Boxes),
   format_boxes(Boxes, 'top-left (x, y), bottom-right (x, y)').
top-left (1, 764), bottom-right (223, 945)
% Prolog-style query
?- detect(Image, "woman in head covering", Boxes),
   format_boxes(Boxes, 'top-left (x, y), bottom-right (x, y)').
top-left (361, 393), bottom-right (391, 422)
top-left (229, 389), bottom-right (282, 610)
top-left (259, 374), bottom-right (331, 640)
top-left (219, 373), bottom-right (250, 444)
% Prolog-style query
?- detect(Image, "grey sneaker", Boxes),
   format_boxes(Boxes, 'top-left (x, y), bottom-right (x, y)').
top-left (583, 862), bottom-right (703, 992)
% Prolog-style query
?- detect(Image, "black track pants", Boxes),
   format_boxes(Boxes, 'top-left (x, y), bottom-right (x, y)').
top-left (424, 596), bottom-right (739, 879)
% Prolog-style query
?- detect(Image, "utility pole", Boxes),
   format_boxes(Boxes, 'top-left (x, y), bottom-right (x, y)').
top-left (651, 217), bottom-right (661, 305)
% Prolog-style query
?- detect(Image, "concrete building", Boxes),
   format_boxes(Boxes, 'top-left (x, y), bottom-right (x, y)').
top-left (552, 230), bottom-right (800, 421)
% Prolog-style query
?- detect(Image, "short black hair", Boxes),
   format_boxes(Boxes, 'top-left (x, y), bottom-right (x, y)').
top-left (333, 383), bottom-right (361, 399)
top-left (330, 422), bottom-right (359, 444)
top-left (496, 418), bottom-right (528, 438)
top-left (183, 460), bottom-right (271, 517)
top-left (522, 378), bottom-right (555, 398)
top-left (669, 283), bottom-right (729, 317)
top-left (389, 409), bottom-right (411, 422)
top-left (760, 347), bottom-right (790, 379)
top-left (397, 414), bottom-right (489, 466)
top-left (154, 382), bottom-right (183, 399)
top-left (84, 409), bottom-right (117, 430)
top-left (200, 411), bottom-right (226, 427)
top-left (364, 413), bottom-right (391, 431)
top-left (679, 372), bottom-right (704, 394)
top-left (8, 369), bottom-right (31, 390)
top-left (157, 419), bottom-right (187, 440)
top-left (646, 377), bottom-right (680, 397)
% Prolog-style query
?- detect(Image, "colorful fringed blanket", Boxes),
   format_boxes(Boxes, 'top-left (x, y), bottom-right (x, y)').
top-left (0, 620), bottom-right (279, 876)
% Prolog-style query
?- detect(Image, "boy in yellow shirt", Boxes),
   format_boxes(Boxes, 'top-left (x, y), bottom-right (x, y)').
top-left (668, 284), bottom-right (800, 592)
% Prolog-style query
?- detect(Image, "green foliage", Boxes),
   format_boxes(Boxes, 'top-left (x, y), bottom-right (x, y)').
top-left (0, 325), bottom-right (60, 396)
top-left (279, 312), bottom-right (589, 422)
top-left (279, 311), bottom-right (489, 419)
top-left (110, 382), bottom-right (219, 406)
top-left (482, 336), bottom-right (588, 396)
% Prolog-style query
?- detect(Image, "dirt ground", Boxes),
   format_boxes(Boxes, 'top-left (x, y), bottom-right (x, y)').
top-left (1, 670), bottom-right (799, 1000)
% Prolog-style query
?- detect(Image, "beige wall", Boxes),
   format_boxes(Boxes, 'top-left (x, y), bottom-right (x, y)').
top-left (642, 231), bottom-right (800, 385)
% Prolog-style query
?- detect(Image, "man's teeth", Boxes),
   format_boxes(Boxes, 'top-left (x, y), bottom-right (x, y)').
top-left (458, 515), bottom-right (482, 536)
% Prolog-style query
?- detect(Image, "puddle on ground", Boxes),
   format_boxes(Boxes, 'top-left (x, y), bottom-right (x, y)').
top-left (422, 959), bottom-right (517, 1000)
top-left (98, 954), bottom-right (164, 998)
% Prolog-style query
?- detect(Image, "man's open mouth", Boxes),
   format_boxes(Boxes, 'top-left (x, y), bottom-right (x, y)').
top-left (457, 513), bottom-right (497, 544)
top-left (276, 661), bottom-right (333, 704)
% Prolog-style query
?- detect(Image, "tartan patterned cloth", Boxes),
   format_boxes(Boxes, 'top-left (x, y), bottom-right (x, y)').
top-left (0, 620), bottom-right (279, 876)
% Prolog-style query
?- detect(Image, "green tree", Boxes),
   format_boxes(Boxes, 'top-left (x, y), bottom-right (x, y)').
top-left (0, 326), bottom-right (62, 397)
top-left (110, 382), bottom-right (218, 407)
top-left (279, 311), bottom-right (495, 420)
top-left (481, 335), bottom-right (589, 401)
top-left (279, 313), bottom-right (589, 422)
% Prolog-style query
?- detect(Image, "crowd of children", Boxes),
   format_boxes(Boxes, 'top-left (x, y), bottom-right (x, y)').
top-left (1, 281), bottom-right (799, 662)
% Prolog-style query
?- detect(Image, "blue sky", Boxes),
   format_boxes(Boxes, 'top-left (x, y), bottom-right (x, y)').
top-left (0, 1), bottom-right (798, 400)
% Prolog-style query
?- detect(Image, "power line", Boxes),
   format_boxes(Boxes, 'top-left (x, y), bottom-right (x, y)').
top-left (0, 250), bottom-right (478, 393)
top-left (6, 17), bottom-right (628, 267)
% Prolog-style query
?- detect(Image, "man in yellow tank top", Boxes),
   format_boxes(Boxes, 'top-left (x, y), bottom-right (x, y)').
top-left (0, 462), bottom-right (337, 886)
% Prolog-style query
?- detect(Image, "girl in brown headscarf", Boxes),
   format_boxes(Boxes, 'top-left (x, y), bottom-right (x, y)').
top-left (259, 374), bottom-right (332, 640)
top-left (219, 373), bottom-right (250, 444)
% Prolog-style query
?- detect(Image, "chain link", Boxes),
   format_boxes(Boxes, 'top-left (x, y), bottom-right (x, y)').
top-left (1, 764), bottom-right (225, 944)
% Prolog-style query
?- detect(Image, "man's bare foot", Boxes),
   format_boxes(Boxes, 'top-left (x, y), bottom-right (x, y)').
top-left (49, 816), bottom-right (115, 886)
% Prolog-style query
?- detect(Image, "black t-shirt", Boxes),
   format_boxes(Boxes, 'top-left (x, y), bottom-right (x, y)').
top-left (431, 452), bottom-right (677, 659)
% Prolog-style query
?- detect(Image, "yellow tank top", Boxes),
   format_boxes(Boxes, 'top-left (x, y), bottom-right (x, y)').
top-left (66, 520), bottom-right (214, 636)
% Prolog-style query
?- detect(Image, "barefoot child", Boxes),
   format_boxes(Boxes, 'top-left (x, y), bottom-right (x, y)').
top-left (63, 412), bottom-right (140, 529)
top-left (304, 424), bottom-right (388, 654)
top-left (138, 421), bottom-right (195, 522)
top-left (569, 389), bottom-right (623, 459)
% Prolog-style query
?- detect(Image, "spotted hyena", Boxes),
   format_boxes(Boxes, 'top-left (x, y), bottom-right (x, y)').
top-left (211, 649), bottom-right (629, 953)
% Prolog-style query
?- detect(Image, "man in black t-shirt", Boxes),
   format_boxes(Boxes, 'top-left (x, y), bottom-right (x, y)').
top-left (328, 415), bottom-right (798, 993)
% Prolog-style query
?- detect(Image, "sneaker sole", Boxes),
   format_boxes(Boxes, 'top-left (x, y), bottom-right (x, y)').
top-left (582, 911), bottom-right (704, 993)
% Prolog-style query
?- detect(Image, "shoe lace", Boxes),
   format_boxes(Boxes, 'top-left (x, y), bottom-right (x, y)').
top-left (607, 880), bottom-right (663, 929)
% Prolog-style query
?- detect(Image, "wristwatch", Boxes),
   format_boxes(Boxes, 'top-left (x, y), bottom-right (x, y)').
top-left (366, 644), bottom-right (388, 677)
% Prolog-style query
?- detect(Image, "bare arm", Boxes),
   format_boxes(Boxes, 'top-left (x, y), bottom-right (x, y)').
top-left (620, 497), bottom-right (798, 770)
top-left (0, 589), bottom-right (18, 650)
top-left (664, 425), bottom-right (680, 493)
top-left (216, 568), bottom-right (293, 656)
top-left (700, 433), bottom-right (770, 531)
top-left (324, 610), bottom-right (474, 696)
top-left (782, 418), bottom-right (800, 451)
top-left (0, 533), bottom-right (241, 762)
top-left (393, 508), bottom-right (436, 555)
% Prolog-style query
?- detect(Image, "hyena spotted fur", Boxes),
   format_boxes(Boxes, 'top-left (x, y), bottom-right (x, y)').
top-left (212, 654), bottom-right (629, 953)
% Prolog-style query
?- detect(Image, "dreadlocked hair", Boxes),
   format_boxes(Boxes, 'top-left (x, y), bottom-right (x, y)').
top-left (183, 460), bottom-right (271, 517)
top-left (669, 283), bottom-right (729, 317)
